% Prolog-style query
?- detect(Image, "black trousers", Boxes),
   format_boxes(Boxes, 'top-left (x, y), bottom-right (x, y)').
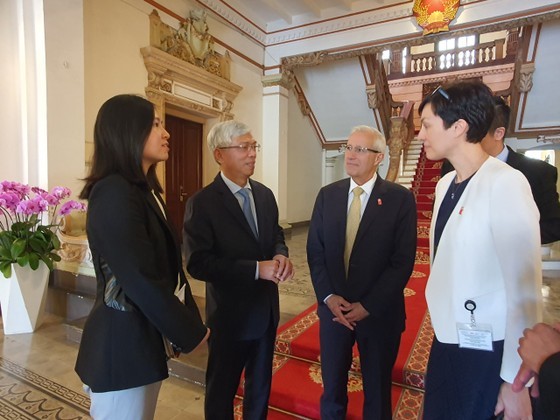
top-left (319, 306), bottom-right (401, 420)
top-left (204, 320), bottom-right (276, 420)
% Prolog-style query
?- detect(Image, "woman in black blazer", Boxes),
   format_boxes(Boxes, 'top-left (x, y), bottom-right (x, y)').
top-left (75, 95), bottom-right (209, 419)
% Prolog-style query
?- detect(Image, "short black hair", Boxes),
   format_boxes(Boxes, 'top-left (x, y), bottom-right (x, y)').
top-left (419, 80), bottom-right (495, 144)
top-left (489, 96), bottom-right (510, 137)
top-left (80, 94), bottom-right (162, 199)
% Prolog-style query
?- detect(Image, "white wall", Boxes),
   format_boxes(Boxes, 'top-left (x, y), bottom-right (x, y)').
top-left (45, 0), bottom-right (85, 198)
top-left (286, 93), bottom-right (323, 223)
top-left (0, 0), bottom-right (48, 188)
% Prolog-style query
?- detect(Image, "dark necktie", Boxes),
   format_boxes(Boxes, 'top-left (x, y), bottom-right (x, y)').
top-left (237, 188), bottom-right (258, 238)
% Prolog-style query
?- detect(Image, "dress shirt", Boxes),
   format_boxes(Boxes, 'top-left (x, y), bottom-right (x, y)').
top-left (347, 174), bottom-right (377, 217)
top-left (495, 145), bottom-right (509, 162)
top-left (324, 174), bottom-right (378, 304)
top-left (220, 172), bottom-right (260, 279)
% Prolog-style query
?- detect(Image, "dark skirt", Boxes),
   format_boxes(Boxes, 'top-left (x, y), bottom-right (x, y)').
top-left (423, 338), bottom-right (504, 420)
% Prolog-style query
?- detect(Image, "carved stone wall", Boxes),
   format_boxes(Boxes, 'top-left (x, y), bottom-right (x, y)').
top-left (141, 46), bottom-right (242, 121)
top-left (149, 9), bottom-right (230, 80)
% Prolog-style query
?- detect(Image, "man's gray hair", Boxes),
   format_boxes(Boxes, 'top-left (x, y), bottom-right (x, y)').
top-left (350, 125), bottom-right (386, 152)
top-left (207, 120), bottom-right (251, 151)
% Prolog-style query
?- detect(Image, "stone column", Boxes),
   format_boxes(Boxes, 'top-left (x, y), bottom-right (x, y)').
top-left (324, 154), bottom-right (338, 186)
top-left (261, 71), bottom-right (293, 221)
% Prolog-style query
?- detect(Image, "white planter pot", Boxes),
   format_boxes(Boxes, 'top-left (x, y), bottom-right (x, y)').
top-left (0, 262), bottom-right (50, 334)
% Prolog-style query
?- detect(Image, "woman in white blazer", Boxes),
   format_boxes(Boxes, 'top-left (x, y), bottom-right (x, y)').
top-left (418, 81), bottom-right (542, 419)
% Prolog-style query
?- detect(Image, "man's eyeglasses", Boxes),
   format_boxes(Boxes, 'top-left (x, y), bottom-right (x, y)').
top-left (431, 86), bottom-right (451, 102)
top-left (339, 144), bottom-right (382, 154)
top-left (218, 143), bottom-right (261, 152)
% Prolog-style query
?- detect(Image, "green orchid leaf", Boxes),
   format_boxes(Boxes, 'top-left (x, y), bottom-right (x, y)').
top-left (29, 236), bottom-right (47, 253)
top-left (17, 254), bottom-right (29, 267)
top-left (51, 235), bottom-right (61, 249)
top-left (10, 238), bottom-right (26, 259)
top-left (28, 253), bottom-right (39, 270)
top-left (40, 255), bottom-right (54, 271)
top-left (0, 247), bottom-right (12, 260)
top-left (0, 262), bottom-right (12, 278)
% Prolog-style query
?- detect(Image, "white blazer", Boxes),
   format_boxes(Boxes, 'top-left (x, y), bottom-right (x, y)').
top-left (426, 156), bottom-right (543, 383)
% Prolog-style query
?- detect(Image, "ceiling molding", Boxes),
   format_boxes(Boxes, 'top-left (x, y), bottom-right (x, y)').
top-left (197, 0), bottom-right (267, 45)
top-left (265, 3), bottom-right (412, 46)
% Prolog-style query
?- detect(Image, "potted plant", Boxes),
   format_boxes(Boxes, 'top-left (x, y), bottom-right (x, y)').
top-left (0, 181), bottom-right (86, 334)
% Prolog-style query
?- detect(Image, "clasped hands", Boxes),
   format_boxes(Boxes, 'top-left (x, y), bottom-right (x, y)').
top-left (325, 294), bottom-right (369, 331)
top-left (512, 322), bottom-right (560, 398)
top-left (491, 323), bottom-right (560, 420)
top-left (258, 254), bottom-right (294, 284)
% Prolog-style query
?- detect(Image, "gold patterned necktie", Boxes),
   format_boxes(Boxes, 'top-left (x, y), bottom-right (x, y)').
top-left (344, 186), bottom-right (364, 272)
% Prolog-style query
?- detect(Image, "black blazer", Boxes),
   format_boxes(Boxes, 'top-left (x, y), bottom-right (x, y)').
top-left (307, 176), bottom-right (417, 336)
top-left (442, 148), bottom-right (560, 244)
top-left (183, 174), bottom-right (288, 341)
top-left (75, 174), bottom-right (207, 392)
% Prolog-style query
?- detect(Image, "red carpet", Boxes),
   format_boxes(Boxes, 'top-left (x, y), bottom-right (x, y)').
top-left (234, 146), bottom-right (440, 419)
top-left (273, 264), bottom-right (432, 389)
top-left (235, 355), bottom-right (424, 419)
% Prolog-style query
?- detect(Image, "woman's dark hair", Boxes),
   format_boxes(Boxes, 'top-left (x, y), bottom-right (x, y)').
top-left (419, 80), bottom-right (495, 144)
top-left (80, 94), bottom-right (163, 199)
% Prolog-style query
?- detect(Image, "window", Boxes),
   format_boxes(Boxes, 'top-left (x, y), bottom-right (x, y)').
top-left (438, 34), bottom-right (479, 69)
top-left (458, 35), bottom-right (475, 48)
top-left (438, 38), bottom-right (455, 51)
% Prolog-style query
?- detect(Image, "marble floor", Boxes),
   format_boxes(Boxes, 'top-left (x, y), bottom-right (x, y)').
top-left (1, 226), bottom-right (559, 419)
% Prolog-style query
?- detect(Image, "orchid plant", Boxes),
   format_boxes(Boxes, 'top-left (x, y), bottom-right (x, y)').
top-left (0, 181), bottom-right (86, 278)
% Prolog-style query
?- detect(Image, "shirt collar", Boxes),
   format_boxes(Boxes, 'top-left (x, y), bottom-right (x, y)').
top-left (349, 173), bottom-right (377, 197)
top-left (496, 145), bottom-right (509, 162)
top-left (220, 172), bottom-right (251, 195)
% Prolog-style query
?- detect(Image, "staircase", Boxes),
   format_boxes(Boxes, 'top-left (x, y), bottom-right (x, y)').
top-left (397, 138), bottom-right (423, 190)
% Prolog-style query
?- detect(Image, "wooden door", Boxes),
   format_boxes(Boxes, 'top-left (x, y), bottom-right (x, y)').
top-left (164, 114), bottom-right (203, 241)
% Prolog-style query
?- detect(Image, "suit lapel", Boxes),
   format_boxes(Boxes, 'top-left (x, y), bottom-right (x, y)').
top-left (336, 179), bottom-right (351, 248)
top-left (145, 189), bottom-right (179, 243)
top-left (249, 180), bottom-right (266, 245)
top-left (214, 174), bottom-right (259, 241)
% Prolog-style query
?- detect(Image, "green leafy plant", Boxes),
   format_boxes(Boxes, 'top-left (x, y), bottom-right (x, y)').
top-left (0, 181), bottom-right (86, 278)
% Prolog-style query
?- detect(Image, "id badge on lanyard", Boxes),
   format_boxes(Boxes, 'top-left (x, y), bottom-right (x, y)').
top-left (456, 299), bottom-right (494, 351)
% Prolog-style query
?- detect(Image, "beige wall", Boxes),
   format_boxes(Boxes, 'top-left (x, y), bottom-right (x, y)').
top-left (286, 93), bottom-right (324, 224)
top-left (83, 0), bottom-right (269, 189)
top-left (45, 0), bottom-right (85, 198)
top-left (83, 0), bottom-right (154, 165)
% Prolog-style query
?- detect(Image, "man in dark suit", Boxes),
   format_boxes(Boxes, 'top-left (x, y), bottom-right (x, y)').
top-left (441, 96), bottom-right (560, 244)
top-left (307, 126), bottom-right (417, 419)
top-left (183, 120), bottom-right (293, 420)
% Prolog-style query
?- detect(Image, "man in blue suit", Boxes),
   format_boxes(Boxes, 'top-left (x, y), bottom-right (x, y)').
top-left (184, 120), bottom-right (293, 420)
top-left (307, 125), bottom-right (417, 419)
